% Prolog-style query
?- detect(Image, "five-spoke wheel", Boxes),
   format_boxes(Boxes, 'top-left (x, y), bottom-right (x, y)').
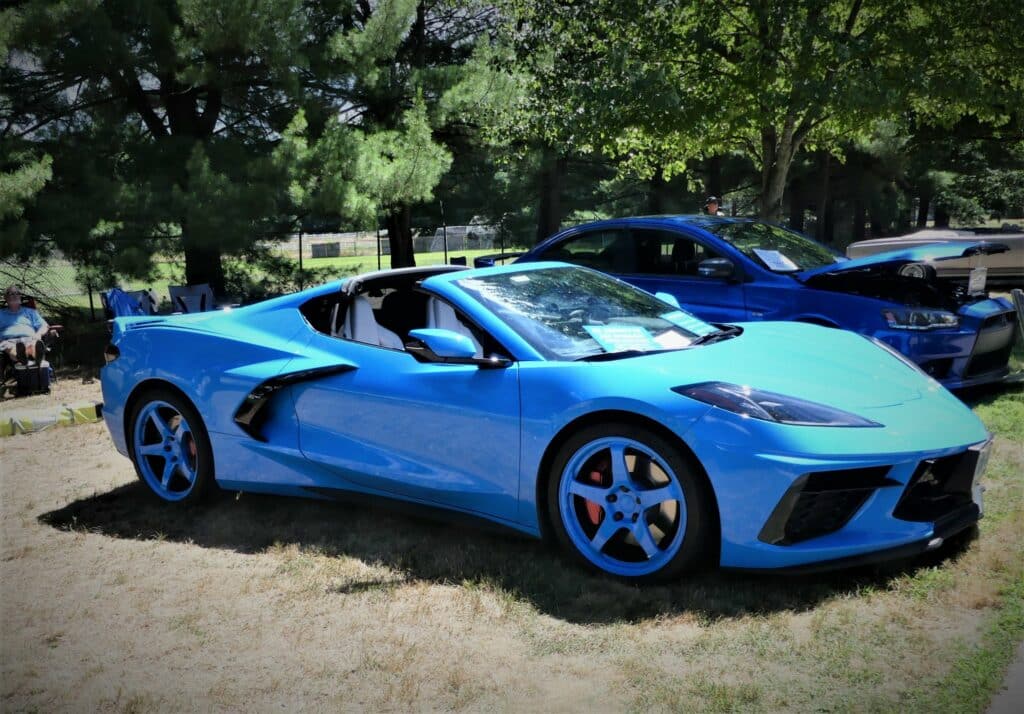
top-left (129, 388), bottom-right (213, 503)
top-left (549, 423), bottom-right (711, 581)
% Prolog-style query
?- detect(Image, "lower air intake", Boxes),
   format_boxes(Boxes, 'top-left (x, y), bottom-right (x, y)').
top-left (759, 467), bottom-right (897, 545)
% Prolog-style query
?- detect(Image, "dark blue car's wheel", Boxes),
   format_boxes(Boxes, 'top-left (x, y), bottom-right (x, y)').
top-left (128, 388), bottom-right (214, 503)
top-left (549, 423), bottom-right (712, 581)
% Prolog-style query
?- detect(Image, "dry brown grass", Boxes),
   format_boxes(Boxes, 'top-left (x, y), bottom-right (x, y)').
top-left (2, 382), bottom-right (1022, 712)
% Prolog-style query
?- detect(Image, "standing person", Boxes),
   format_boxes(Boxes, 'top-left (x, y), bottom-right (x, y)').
top-left (1, 285), bottom-right (49, 364)
top-left (703, 196), bottom-right (724, 216)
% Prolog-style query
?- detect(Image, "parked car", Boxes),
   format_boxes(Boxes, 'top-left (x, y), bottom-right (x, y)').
top-left (847, 227), bottom-right (1024, 286)
top-left (518, 216), bottom-right (1019, 389)
top-left (103, 262), bottom-right (990, 581)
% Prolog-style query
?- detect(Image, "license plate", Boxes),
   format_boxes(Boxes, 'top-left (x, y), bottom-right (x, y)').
top-left (971, 438), bottom-right (992, 515)
top-left (968, 266), bottom-right (988, 295)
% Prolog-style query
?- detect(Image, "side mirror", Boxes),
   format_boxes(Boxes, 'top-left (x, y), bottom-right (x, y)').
top-left (655, 292), bottom-right (681, 309)
top-left (408, 328), bottom-right (478, 359)
top-left (697, 257), bottom-right (736, 280)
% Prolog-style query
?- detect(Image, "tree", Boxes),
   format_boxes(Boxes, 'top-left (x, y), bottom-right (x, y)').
top-left (503, 1), bottom-right (922, 221)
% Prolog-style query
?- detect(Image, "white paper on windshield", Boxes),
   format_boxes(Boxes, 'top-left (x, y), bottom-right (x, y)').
top-left (584, 325), bottom-right (660, 353)
top-left (968, 266), bottom-right (987, 295)
top-left (753, 248), bottom-right (799, 272)
top-left (660, 310), bottom-right (718, 336)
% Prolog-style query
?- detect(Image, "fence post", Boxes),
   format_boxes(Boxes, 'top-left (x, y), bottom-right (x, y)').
top-left (440, 199), bottom-right (448, 264)
top-left (298, 230), bottom-right (304, 290)
top-left (87, 282), bottom-right (96, 321)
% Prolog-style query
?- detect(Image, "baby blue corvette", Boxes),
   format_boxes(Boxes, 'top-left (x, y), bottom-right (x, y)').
top-left (102, 262), bottom-right (991, 581)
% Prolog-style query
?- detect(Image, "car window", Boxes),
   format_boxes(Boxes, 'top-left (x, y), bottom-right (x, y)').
top-left (630, 229), bottom-right (724, 277)
top-left (538, 229), bottom-right (635, 273)
top-left (700, 221), bottom-right (840, 272)
top-left (454, 266), bottom-right (720, 361)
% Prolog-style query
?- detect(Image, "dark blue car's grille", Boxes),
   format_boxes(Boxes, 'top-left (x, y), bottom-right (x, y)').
top-left (964, 310), bottom-right (1017, 378)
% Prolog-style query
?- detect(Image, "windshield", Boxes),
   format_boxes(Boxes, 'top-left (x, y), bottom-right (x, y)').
top-left (454, 267), bottom-right (721, 360)
top-left (701, 221), bottom-right (841, 272)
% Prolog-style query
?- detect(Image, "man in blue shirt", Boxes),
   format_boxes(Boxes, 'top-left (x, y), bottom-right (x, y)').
top-left (2, 285), bottom-right (49, 364)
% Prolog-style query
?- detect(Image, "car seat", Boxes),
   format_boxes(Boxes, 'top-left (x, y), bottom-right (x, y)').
top-left (672, 239), bottom-right (699, 275)
top-left (342, 296), bottom-right (404, 349)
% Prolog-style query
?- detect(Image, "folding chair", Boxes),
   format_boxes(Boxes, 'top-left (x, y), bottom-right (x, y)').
top-left (168, 284), bottom-right (215, 313)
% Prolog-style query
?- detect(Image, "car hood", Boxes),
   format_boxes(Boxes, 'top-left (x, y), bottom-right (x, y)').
top-left (795, 241), bottom-right (1005, 281)
top-left (621, 321), bottom-right (933, 410)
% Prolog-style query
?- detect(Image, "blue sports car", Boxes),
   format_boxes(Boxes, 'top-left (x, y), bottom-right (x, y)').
top-left (102, 262), bottom-right (991, 581)
top-left (516, 216), bottom-right (1018, 389)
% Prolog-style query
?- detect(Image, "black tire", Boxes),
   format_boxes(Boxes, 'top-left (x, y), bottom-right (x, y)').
top-left (547, 422), bottom-right (714, 583)
top-left (126, 386), bottom-right (216, 504)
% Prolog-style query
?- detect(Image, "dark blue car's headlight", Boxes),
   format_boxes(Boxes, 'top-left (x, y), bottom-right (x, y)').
top-left (881, 308), bottom-right (958, 330)
top-left (673, 382), bottom-right (882, 427)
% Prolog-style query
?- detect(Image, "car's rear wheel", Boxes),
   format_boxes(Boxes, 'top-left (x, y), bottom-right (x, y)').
top-left (548, 423), bottom-right (712, 582)
top-left (128, 388), bottom-right (214, 503)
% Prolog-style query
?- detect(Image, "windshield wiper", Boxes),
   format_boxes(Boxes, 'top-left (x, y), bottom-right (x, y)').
top-left (689, 324), bottom-right (743, 346)
top-left (576, 349), bottom-right (660, 362)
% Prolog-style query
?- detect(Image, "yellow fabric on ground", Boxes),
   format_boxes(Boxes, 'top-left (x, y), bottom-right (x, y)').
top-left (0, 401), bottom-right (102, 438)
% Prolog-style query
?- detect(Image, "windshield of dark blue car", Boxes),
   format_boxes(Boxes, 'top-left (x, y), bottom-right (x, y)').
top-left (702, 221), bottom-right (841, 272)
top-left (455, 267), bottom-right (722, 360)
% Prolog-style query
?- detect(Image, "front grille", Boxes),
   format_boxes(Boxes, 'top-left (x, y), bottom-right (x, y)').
top-left (894, 451), bottom-right (977, 522)
top-left (759, 467), bottom-right (897, 545)
top-left (965, 311), bottom-right (1018, 378)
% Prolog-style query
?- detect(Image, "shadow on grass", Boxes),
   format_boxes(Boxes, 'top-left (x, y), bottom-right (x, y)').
top-left (38, 481), bottom-right (975, 625)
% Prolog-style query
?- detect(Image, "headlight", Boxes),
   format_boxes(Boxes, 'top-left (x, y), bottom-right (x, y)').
top-left (673, 382), bottom-right (882, 427)
top-left (881, 308), bottom-right (958, 330)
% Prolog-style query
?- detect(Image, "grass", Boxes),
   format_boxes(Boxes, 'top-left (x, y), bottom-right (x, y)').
top-left (24, 385), bottom-right (1023, 711)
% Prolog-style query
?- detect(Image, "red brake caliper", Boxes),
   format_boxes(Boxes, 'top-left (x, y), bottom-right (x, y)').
top-left (585, 469), bottom-right (604, 525)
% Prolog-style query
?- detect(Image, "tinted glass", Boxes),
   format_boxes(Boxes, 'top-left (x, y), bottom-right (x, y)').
top-left (539, 229), bottom-right (635, 272)
top-left (454, 267), bottom-right (715, 360)
top-left (631, 229), bottom-right (723, 276)
top-left (702, 221), bottom-right (840, 272)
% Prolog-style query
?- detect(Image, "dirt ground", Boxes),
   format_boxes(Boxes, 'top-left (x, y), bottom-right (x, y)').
top-left (1, 379), bottom-right (1022, 712)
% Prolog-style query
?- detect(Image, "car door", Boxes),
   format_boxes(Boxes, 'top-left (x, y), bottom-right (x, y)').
top-left (621, 228), bottom-right (747, 323)
top-left (290, 312), bottom-right (521, 523)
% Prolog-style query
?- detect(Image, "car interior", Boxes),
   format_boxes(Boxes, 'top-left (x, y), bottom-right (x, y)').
top-left (300, 270), bottom-right (502, 360)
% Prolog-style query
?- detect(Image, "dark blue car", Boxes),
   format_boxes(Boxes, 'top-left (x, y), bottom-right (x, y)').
top-left (517, 216), bottom-right (1018, 389)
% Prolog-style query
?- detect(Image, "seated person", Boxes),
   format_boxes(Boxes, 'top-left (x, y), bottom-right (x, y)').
top-left (1, 285), bottom-right (49, 364)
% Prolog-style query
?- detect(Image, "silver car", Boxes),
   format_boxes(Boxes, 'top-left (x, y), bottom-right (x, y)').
top-left (847, 228), bottom-right (1024, 286)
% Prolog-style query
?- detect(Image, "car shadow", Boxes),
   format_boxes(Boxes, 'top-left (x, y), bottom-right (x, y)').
top-left (38, 482), bottom-right (976, 626)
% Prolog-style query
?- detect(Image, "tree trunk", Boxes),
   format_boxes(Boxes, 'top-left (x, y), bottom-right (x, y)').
top-left (386, 205), bottom-right (416, 268)
top-left (535, 152), bottom-right (566, 244)
top-left (647, 167), bottom-right (670, 213)
top-left (853, 198), bottom-right (867, 242)
top-left (760, 124), bottom-right (799, 222)
top-left (934, 203), bottom-right (950, 228)
top-left (916, 193), bottom-right (931, 227)
top-left (183, 241), bottom-right (226, 296)
top-left (705, 155), bottom-right (723, 201)
top-left (814, 151), bottom-right (831, 243)
top-left (788, 177), bottom-right (804, 232)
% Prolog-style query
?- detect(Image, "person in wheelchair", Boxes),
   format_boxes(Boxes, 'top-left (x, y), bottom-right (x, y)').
top-left (1, 285), bottom-right (49, 365)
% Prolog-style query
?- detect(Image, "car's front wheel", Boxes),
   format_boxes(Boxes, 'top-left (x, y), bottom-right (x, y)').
top-left (127, 387), bottom-right (214, 503)
top-left (548, 423), bottom-right (713, 582)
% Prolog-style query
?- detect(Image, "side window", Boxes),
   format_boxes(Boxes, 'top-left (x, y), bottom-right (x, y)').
top-left (539, 229), bottom-right (635, 273)
top-left (630, 229), bottom-right (724, 277)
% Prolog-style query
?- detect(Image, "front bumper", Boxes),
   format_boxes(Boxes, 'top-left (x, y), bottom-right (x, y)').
top-left (873, 299), bottom-right (1017, 389)
top-left (684, 401), bottom-right (991, 570)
